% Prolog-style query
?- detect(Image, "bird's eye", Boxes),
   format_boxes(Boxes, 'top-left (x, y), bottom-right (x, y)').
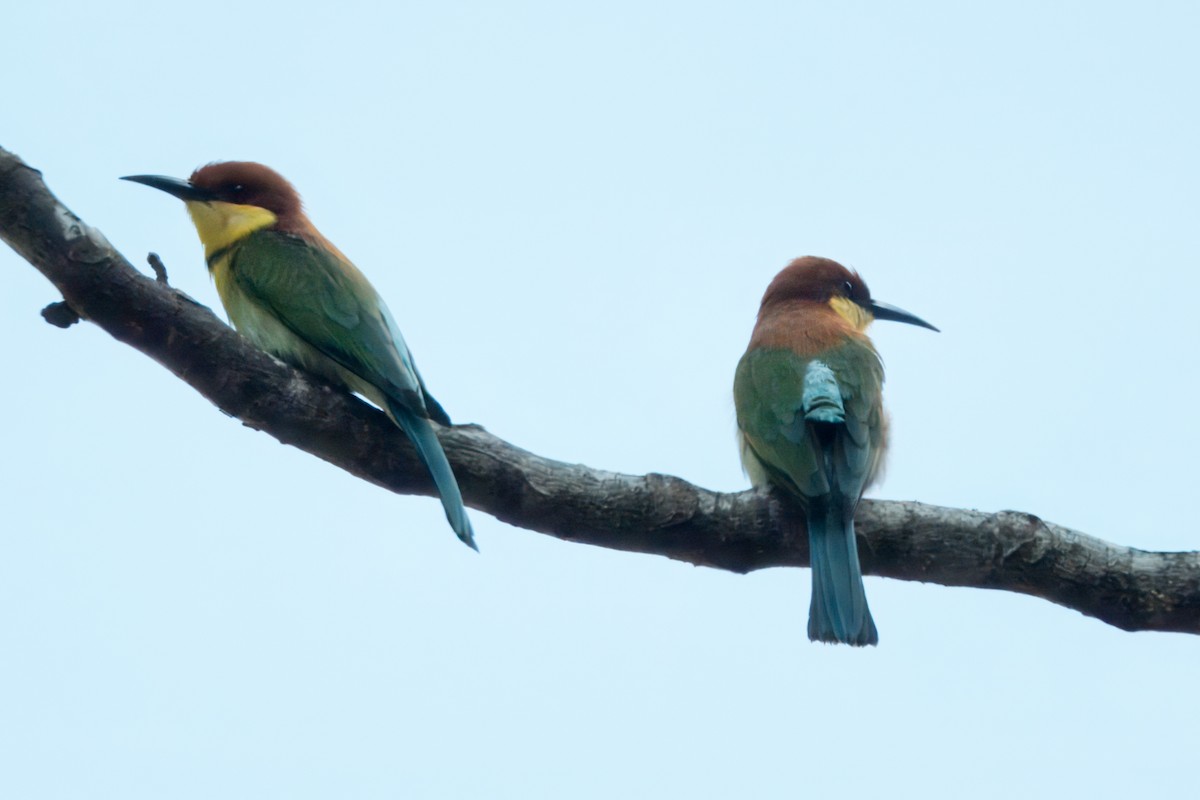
top-left (842, 280), bottom-right (854, 295)
top-left (232, 184), bottom-right (245, 194)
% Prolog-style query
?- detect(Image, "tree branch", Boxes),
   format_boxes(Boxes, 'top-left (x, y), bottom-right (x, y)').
top-left (3, 145), bottom-right (1197, 635)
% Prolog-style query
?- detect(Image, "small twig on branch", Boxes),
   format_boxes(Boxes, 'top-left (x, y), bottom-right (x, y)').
top-left (2, 145), bottom-right (1198, 636)
top-left (147, 251), bottom-right (168, 283)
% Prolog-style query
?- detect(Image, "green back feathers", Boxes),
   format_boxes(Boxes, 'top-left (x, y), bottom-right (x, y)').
top-left (227, 230), bottom-right (446, 422)
top-left (734, 338), bottom-right (885, 504)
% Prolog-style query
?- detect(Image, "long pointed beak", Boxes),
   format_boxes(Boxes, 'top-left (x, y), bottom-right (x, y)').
top-left (120, 174), bottom-right (216, 202)
top-left (870, 300), bottom-right (939, 332)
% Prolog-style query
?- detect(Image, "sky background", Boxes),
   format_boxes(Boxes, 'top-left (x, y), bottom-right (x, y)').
top-left (2, 2), bottom-right (1197, 798)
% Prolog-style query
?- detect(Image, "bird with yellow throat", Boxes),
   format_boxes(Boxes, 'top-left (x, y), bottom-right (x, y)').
top-left (124, 162), bottom-right (475, 550)
top-left (734, 257), bottom-right (937, 645)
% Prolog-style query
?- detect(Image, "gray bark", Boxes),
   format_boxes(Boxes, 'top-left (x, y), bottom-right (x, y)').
top-left (3, 146), bottom-right (1196, 635)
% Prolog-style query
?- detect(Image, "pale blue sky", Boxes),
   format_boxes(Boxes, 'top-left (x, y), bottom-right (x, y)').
top-left (2, 2), bottom-right (1197, 798)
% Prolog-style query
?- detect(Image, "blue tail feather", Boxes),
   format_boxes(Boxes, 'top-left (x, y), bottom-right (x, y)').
top-left (806, 503), bottom-right (877, 646)
top-left (387, 400), bottom-right (477, 551)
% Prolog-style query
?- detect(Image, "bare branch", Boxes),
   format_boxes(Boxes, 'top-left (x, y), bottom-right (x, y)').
top-left (3, 145), bottom-right (1197, 635)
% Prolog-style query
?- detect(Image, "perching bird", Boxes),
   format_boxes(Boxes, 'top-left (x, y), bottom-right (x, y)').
top-left (122, 162), bottom-right (476, 550)
top-left (734, 257), bottom-right (936, 645)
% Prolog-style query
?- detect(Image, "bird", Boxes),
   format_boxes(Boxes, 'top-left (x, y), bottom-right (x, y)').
top-left (734, 256), bottom-right (937, 645)
top-left (122, 162), bottom-right (476, 550)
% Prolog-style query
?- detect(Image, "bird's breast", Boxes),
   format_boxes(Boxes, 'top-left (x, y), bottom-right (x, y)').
top-left (209, 250), bottom-right (323, 376)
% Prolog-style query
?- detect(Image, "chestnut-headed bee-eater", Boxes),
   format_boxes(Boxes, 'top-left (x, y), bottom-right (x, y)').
top-left (734, 257), bottom-right (937, 645)
top-left (123, 162), bottom-right (476, 550)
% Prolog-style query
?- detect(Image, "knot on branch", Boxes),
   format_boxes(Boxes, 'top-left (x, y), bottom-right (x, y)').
top-left (41, 300), bottom-right (80, 328)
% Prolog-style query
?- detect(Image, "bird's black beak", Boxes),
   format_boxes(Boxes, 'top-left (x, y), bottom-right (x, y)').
top-left (869, 300), bottom-right (939, 332)
top-left (120, 174), bottom-right (217, 202)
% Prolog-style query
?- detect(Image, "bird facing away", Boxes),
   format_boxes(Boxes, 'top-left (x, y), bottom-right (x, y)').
top-left (734, 257), bottom-right (937, 645)
top-left (122, 162), bottom-right (476, 550)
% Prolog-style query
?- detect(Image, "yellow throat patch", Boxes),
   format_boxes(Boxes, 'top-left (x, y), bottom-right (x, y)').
top-left (829, 295), bottom-right (874, 331)
top-left (185, 200), bottom-right (277, 259)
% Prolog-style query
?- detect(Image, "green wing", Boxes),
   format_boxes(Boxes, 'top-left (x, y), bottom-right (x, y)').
top-left (229, 230), bottom-right (447, 422)
top-left (734, 341), bottom-right (884, 503)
